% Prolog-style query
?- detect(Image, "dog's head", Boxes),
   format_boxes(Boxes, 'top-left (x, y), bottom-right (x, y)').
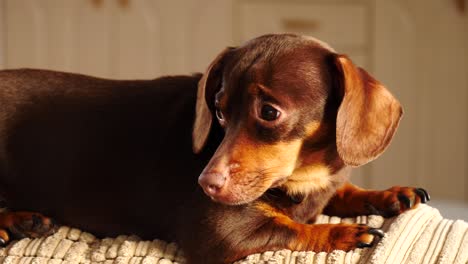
top-left (193, 34), bottom-right (402, 205)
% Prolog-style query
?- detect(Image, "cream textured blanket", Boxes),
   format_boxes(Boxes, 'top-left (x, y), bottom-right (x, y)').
top-left (0, 205), bottom-right (466, 264)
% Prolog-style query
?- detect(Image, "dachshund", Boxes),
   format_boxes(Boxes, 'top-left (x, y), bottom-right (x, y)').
top-left (0, 34), bottom-right (429, 263)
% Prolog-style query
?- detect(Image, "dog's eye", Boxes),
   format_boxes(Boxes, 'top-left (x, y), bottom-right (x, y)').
top-left (260, 104), bottom-right (280, 121)
top-left (215, 108), bottom-right (225, 122)
top-left (214, 97), bottom-right (226, 126)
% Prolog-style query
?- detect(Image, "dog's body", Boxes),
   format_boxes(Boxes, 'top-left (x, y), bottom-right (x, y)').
top-left (0, 34), bottom-right (428, 264)
top-left (0, 70), bottom-right (212, 240)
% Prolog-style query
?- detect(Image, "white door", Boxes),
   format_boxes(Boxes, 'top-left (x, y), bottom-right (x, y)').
top-left (5, 0), bottom-right (163, 79)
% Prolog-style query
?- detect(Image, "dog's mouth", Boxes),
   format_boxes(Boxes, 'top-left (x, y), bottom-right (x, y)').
top-left (202, 174), bottom-right (291, 205)
top-left (204, 190), bottom-right (254, 206)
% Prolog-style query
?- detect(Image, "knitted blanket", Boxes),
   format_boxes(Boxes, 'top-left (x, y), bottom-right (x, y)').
top-left (0, 205), bottom-right (466, 264)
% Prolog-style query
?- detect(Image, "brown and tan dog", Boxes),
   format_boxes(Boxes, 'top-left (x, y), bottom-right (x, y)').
top-left (0, 34), bottom-right (428, 263)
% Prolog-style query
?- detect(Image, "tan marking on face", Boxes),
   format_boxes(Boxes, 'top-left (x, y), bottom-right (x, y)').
top-left (229, 133), bottom-right (302, 180)
top-left (207, 119), bottom-right (330, 203)
top-left (211, 132), bottom-right (303, 204)
top-left (305, 121), bottom-right (321, 136)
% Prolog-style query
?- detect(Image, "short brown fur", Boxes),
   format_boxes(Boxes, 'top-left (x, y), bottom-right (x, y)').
top-left (0, 34), bottom-right (428, 264)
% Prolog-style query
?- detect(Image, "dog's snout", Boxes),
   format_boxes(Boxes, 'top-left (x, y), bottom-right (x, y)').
top-left (198, 172), bottom-right (227, 196)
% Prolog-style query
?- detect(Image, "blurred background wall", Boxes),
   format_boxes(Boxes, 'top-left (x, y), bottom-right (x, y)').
top-left (0, 0), bottom-right (467, 219)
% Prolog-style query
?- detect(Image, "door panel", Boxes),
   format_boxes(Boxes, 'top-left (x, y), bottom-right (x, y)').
top-left (5, 0), bottom-right (163, 79)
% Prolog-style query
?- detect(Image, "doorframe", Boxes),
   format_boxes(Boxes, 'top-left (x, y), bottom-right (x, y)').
top-left (0, 0), bottom-right (5, 69)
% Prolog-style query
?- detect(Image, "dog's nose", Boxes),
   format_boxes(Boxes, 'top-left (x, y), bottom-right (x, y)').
top-left (198, 172), bottom-right (226, 196)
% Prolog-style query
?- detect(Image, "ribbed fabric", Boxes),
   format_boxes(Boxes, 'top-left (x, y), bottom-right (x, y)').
top-left (0, 205), bottom-right (465, 264)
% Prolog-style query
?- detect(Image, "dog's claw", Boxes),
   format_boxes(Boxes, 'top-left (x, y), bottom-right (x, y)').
top-left (369, 228), bottom-right (385, 238)
top-left (415, 188), bottom-right (427, 203)
top-left (356, 228), bottom-right (384, 249)
top-left (357, 228), bottom-right (384, 249)
top-left (417, 188), bottom-right (430, 202)
top-left (398, 193), bottom-right (413, 209)
top-left (424, 189), bottom-right (431, 201)
top-left (357, 241), bottom-right (372, 248)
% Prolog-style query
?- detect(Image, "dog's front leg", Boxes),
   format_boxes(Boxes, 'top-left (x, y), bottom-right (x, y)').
top-left (323, 182), bottom-right (430, 218)
top-left (225, 219), bottom-right (383, 263)
top-left (183, 202), bottom-right (383, 264)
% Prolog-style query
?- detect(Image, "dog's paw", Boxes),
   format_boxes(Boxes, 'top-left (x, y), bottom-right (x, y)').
top-left (366, 187), bottom-right (430, 217)
top-left (0, 211), bottom-right (58, 243)
top-left (325, 224), bottom-right (384, 252)
top-left (0, 229), bottom-right (10, 246)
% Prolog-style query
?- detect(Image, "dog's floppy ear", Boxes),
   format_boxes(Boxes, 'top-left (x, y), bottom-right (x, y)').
top-left (193, 47), bottom-right (232, 154)
top-left (333, 55), bottom-right (403, 167)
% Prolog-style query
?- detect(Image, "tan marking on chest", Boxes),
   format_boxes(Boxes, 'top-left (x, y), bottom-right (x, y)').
top-left (282, 164), bottom-right (331, 196)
